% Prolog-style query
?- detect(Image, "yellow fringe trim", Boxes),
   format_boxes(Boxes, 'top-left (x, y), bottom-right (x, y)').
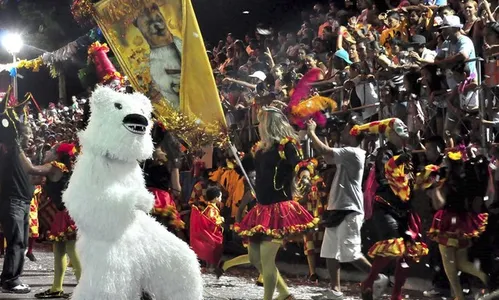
top-left (234, 218), bottom-right (319, 239)
top-left (368, 237), bottom-right (428, 262)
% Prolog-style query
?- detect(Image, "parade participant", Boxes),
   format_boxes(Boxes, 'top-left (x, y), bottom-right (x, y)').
top-left (307, 117), bottom-right (389, 299)
top-left (353, 118), bottom-right (429, 300)
top-left (215, 155), bottom-right (264, 286)
top-left (426, 151), bottom-right (489, 300)
top-left (295, 158), bottom-right (325, 282)
top-left (420, 136), bottom-right (453, 298)
top-left (143, 123), bottom-right (184, 235)
top-left (0, 228), bottom-right (4, 258)
top-left (1, 99), bottom-right (58, 294)
top-left (234, 106), bottom-right (319, 300)
top-left (35, 143), bottom-right (82, 299)
top-left (190, 186), bottom-right (224, 269)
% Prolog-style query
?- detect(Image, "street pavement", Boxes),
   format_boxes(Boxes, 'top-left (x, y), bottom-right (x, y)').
top-left (0, 244), bottom-right (487, 300)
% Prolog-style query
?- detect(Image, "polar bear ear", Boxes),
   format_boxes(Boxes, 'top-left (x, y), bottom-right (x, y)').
top-left (90, 85), bottom-right (116, 107)
top-left (133, 92), bottom-right (153, 114)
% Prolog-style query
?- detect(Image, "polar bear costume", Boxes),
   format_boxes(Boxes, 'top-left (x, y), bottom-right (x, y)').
top-left (63, 86), bottom-right (203, 300)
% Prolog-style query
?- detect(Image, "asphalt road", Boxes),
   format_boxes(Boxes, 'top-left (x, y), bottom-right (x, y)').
top-left (0, 244), bottom-right (477, 300)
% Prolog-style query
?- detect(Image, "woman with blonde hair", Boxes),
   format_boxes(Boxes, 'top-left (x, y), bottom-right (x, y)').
top-left (234, 106), bottom-right (319, 300)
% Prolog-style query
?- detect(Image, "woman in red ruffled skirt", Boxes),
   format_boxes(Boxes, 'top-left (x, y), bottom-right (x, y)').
top-left (34, 143), bottom-right (81, 299)
top-left (426, 151), bottom-right (489, 300)
top-left (234, 106), bottom-right (319, 300)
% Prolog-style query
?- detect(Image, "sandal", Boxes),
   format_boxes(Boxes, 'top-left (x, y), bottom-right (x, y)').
top-left (35, 289), bottom-right (66, 299)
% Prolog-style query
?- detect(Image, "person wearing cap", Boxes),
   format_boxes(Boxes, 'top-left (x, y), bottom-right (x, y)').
top-left (333, 48), bottom-right (353, 69)
top-left (435, 15), bottom-right (477, 89)
top-left (223, 70), bottom-right (267, 92)
top-left (407, 35), bottom-right (437, 67)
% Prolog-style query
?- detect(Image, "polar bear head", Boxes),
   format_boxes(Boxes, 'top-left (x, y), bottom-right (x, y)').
top-left (79, 86), bottom-right (154, 162)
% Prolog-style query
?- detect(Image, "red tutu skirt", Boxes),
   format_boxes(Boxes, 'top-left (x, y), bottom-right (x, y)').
top-left (48, 210), bottom-right (76, 242)
top-left (149, 187), bottom-right (185, 230)
top-left (428, 209), bottom-right (488, 248)
top-left (234, 200), bottom-right (319, 239)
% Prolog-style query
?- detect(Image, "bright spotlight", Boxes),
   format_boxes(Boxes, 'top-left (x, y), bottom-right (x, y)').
top-left (242, 11), bottom-right (250, 14)
top-left (2, 33), bottom-right (23, 54)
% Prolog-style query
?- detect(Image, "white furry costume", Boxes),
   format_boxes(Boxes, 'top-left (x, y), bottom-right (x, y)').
top-left (63, 86), bottom-right (202, 300)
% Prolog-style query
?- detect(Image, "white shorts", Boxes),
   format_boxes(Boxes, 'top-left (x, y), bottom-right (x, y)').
top-left (320, 212), bottom-right (364, 263)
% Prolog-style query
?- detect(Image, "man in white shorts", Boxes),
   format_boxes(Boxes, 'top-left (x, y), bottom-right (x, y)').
top-left (307, 117), bottom-right (389, 299)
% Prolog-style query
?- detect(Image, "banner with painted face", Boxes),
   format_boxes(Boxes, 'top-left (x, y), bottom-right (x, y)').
top-left (93, 0), bottom-right (225, 127)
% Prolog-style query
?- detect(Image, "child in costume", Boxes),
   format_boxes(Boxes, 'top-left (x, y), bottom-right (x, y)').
top-left (426, 151), bottom-right (489, 300)
top-left (190, 186), bottom-right (224, 269)
top-left (234, 106), bottom-right (319, 300)
top-left (355, 118), bottom-right (429, 300)
top-left (35, 143), bottom-right (82, 299)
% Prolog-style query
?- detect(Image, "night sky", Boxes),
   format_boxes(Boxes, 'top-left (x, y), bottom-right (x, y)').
top-left (0, 0), bottom-right (323, 108)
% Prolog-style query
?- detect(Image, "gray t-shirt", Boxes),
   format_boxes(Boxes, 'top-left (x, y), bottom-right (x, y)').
top-left (326, 147), bottom-right (366, 213)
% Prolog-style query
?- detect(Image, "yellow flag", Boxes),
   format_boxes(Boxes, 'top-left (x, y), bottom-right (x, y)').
top-left (180, 0), bottom-right (225, 126)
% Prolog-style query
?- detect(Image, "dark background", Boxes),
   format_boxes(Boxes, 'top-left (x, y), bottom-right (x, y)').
top-left (0, 0), bottom-right (324, 107)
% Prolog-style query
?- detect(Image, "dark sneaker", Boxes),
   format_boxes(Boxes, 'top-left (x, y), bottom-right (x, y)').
top-left (2, 284), bottom-right (31, 294)
top-left (26, 252), bottom-right (37, 262)
top-left (35, 289), bottom-right (66, 298)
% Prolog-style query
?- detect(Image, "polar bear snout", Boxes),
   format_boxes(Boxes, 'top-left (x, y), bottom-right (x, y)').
top-left (123, 114), bottom-right (149, 135)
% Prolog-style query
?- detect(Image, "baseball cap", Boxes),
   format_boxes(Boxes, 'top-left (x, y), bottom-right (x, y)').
top-left (334, 49), bottom-right (353, 65)
top-left (249, 71), bottom-right (267, 81)
top-left (439, 15), bottom-right (463, 29)
top-left (409, 35), bottom-right (426, 45)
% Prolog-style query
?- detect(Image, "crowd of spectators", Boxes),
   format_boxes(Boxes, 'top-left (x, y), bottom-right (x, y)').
top-left (211, 0), bottom-right (499, 153)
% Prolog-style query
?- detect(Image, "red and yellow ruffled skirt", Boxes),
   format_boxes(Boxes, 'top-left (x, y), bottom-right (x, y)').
top-left (368, 210), bottom-right (428, 262)
top-left (149, 187), bottom-right (185, 230)
top-left (234, 200), bottom-right (319, 239)
top-left (29, 186), bottom-right (42, 239)
top-left (29, 198), bottom-right (40, 239)
top-left (428, 210), bottom-right (488, 248)
top-left (48, 210), bottom-right (76, 242)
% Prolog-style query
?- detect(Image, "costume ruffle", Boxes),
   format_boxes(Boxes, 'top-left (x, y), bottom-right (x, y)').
top-left (234, 200), bottom-right (319, 239)
top-left (48, 210), bottom-right (77, 242)
top-left (149, 187), bottom-right (185, 230)
top-left (368, 238), bottom-right (429, 262)
top-left (428, 210), bottom-right (488, 248)
top-left (29, 186), bottom-right (42, 239)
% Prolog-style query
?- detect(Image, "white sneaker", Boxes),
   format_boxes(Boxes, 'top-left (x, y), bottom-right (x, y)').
top-left (322, 289), bottom-right (344, 299)
top-left (422, 288), bottom-right (446, 297)
top-left (373, 274), bottom-right (389, 299)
